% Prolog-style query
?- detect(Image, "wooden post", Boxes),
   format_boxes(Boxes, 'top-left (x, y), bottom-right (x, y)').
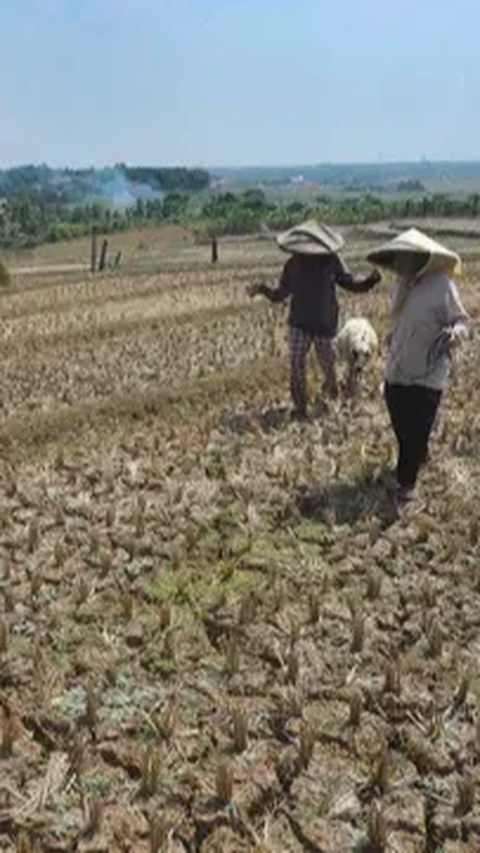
top-left (211, 235), bottom-right (218, 264)
top-left (90, 230), bottom-right (97, 273)
top-left (98, 238), bottom-right (108, 272)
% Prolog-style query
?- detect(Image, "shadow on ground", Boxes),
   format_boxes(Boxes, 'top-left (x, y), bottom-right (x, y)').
top-left (220, 405), bottom-right (291, 435)
top-left (220, 401), bottom-right (333, 435)
top-left (295, 470), bottom-right (398, 528)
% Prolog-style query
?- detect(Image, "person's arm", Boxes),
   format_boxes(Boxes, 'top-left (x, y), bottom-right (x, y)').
top-left (334, 255), bottom-right (382, 293)
top-left (381, 282), bottom-right (397, 350)
top-left (442, 280), bottom-right (470, 349)
top-left (247, 265), bottom-right (292, 302)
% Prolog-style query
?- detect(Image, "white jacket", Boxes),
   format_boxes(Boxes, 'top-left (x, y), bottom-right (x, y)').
top-left (386, 272), bottom-right (469, 389)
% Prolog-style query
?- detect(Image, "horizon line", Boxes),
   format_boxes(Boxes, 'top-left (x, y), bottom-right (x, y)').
top-left (2, 157), bottom-right (480, 172)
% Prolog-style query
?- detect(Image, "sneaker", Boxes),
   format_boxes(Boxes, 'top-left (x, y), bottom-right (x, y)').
top-left (393, 485), bottom-right (426, 516)
top-left (386, 480), bottom-right (413, 507)
top-left (395, 485), bottom-right (415, 508)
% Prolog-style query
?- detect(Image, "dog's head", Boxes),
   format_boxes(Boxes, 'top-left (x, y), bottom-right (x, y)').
top-left (352, 347), bottom-right (371, 373)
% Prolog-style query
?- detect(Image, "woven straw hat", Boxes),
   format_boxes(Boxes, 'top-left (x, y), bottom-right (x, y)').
top-left (277, 220), bottom-right (345, 256)
top-left (367, 227), bottom-right (461, 277)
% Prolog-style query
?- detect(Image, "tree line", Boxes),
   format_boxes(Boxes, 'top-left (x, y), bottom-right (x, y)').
top-left (196, 190), bottom-right (480, 238)
top-left (1, 183), bottom-right (480, 250)
top-left (0, 164), bottom-right (210, 205)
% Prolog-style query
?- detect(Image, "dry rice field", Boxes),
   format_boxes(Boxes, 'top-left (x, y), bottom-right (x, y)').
top-left (1, 230), bottom-right (480, 853)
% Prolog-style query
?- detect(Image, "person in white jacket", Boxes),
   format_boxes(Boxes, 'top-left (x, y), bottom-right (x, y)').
top-left (367, 228), bottom-right (470, 510)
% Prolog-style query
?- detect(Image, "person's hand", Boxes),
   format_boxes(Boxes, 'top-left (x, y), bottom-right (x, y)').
top-left (436, 324), bottom-right (467, 355)
top-left (449, 324), bottom-right (468, 348)
top-left (246, 282), bottom-right (262, 298)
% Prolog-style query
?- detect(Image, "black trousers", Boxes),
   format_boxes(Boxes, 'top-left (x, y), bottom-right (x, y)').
top-left (384, 383), bottom-right (442, 489)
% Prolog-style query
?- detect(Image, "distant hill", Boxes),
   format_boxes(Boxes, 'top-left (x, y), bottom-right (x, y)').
top-left (3, 162), bottom-right (480, 206)
top-left (210, 161), bottom-right (480, 192)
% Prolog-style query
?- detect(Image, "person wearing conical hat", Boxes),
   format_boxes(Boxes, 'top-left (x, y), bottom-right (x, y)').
top-left (367, 228), bottom-right (470, 511)
top-left (247, 220), bottom-right (381, 420)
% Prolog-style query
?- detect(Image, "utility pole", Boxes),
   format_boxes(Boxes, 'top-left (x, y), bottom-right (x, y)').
top-left (98, 238), bottom-right (108, 272)
top-left (211, 235), bottom-right (218, 264)
top-left (90, 229), bottom-right (97, 273)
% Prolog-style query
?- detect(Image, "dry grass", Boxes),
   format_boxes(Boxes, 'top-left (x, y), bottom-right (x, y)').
top-left (0, 229), bottom-right (479, 852)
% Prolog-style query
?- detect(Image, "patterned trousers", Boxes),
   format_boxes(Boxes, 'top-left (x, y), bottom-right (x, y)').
top-left (289, 326), bottom-right (338, 414)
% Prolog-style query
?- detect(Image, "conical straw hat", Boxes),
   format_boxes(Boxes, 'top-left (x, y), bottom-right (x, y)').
top-left (367, 227), bottom-right (461, 277)
top-left (277, 219), bottom-right (345, 256)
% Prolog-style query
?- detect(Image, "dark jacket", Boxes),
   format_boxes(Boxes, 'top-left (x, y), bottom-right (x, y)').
top-left (258, 254), bottom-right (378, 337)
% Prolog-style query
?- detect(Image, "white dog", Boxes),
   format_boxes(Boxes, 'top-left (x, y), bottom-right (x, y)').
top-left (335, 317), bottom-right (379, 398)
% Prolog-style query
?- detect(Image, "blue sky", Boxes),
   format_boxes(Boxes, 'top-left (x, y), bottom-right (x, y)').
top-left (0, 0), bottom-right (478, 168)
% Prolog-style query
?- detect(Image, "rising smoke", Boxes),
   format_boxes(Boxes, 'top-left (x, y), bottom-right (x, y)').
top-left (83, 166), bottom-right (164, 210)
